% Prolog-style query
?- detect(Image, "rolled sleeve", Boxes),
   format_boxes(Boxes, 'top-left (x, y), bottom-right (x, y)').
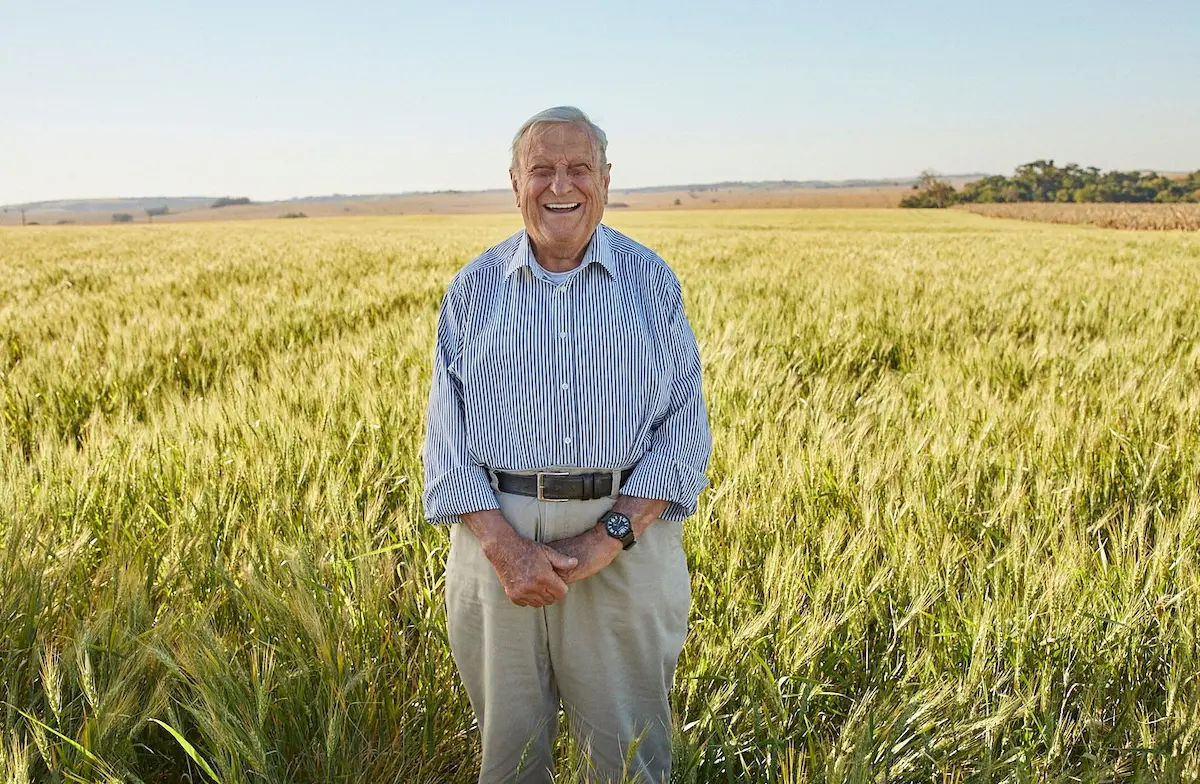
top-left (423, 466), bottom-right (499, 525)
top-left (422, 286), bottom-right (500, 524)
top-left (621, 453), bottom-right (709, 521)
top-left (621, 278), bottom-right (712, 520)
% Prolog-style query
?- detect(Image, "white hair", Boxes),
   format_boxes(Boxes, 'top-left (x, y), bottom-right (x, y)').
top-left (509, 106), bottom-right (608, 172)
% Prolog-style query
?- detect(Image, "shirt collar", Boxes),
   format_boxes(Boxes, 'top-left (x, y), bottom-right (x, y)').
top-left (504, 225), bottom-right (617, 280)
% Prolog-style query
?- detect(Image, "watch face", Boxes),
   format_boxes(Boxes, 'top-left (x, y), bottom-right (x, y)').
top-left (604, 513), bottom-right (632, 539)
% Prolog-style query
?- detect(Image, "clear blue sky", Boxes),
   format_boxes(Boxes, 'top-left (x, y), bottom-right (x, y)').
top-left (2, 0), bottom-right (1197, 204)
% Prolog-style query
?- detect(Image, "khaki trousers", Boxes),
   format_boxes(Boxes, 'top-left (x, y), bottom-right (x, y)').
top-left (445, 490), bottom-right (691, 784)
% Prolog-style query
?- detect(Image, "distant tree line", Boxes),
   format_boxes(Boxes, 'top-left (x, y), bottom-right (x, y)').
top-left (211, 197), bottom-right (252, 209)
top-left (902, 161), bottom-right (1200, 208)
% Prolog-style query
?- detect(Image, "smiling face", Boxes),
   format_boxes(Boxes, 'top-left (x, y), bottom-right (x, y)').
top-left (510, 122), bottom-right (611, 270)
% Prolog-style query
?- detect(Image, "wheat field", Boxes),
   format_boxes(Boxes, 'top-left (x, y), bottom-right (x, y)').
top-left (962, 203), bottom-right (1200, 231)
top-left (2, 210), bottom-right (1200, 782)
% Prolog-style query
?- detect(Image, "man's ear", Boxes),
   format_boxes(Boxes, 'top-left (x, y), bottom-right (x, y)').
top-left (510, 170), bottom-right (521, 207)
top-left (602, 164), bottom-right (612, 205)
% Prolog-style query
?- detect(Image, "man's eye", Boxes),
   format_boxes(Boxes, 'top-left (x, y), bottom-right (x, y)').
top-left (530, 167), bottom-right (552, 176)
top-left (569, 166), bottom-right (590, 177)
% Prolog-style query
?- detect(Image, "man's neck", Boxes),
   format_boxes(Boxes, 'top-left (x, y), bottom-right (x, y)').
top-left (530, 236), bottom-right (591, 273)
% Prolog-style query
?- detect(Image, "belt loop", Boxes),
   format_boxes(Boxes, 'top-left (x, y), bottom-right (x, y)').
top-left (610, 469), bottom-right (622, 498)
top-left (487, 468), bottom-right (500, 493)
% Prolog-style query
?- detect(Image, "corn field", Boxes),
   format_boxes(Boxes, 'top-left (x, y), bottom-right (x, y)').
top-left (962, 203), bottom-right (1200, 231)
top-left (2, 210), bottom-right (1200, 782)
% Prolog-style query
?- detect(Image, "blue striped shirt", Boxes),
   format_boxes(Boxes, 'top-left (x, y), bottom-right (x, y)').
top-left (422, 223), bottom-right (712, 524)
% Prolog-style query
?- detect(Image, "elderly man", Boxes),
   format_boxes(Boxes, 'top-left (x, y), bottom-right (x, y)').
top-left (423, 106), bottom-right (711, 783)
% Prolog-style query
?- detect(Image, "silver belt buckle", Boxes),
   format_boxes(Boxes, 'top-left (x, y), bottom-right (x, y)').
top-left (536, 471), bottom-right (571, 502)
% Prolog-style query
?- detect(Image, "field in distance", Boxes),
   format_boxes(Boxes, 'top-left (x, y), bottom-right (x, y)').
top-left (3, 210), bottom-right (1199, 781)
top-left (962, 202), bottom-right (1200, 230)
top-left (0, 183), bottom-right (914, 226)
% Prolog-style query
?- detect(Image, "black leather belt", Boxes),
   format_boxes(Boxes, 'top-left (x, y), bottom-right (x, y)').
top-left (490, 464), bottom-right (638, 502)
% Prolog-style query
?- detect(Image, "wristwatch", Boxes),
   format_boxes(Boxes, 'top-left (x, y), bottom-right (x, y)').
top-left (599, 511), bottom-right (636, 550)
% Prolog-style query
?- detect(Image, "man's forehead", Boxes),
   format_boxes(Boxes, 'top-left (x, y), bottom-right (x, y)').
top-left (527, 121), bottom-right (590, 143)
top-left (522, 123), bottom-right (597, 159)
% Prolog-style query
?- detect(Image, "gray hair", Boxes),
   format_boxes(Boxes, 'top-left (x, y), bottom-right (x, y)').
top-left (509, 106), bottom-right (608, 172)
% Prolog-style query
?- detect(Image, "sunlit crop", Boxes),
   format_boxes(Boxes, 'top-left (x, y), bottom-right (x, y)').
top-left (963, 202), bottom-right (1200, 230)
top-left (3, 210), bottom-right (1199, 782)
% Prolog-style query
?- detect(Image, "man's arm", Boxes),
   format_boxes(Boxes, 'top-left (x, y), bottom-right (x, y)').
top-left (423, 286), bottom-right (503, 524)
top-left (549, 272), bottom-right (712, 583)
top-left (616, 273), bottom-right (712, 520)
top-left (423, 286), bottom-right (577, 606)
top-left (547, 495), bottom-right (669, 584)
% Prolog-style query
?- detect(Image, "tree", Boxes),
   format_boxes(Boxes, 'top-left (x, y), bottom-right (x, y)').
top-left (211, 197), bottom-right (251, 209)
top-left (959, 175), bottom-right (1011, 203)
top-left (900, 171), bottom-right (959, 208)
top-left (902, 162), bottom-right (1200, 208)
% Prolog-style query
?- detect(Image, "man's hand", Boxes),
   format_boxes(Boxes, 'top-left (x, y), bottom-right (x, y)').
top-left (485, 535), bottom-right (579, 607)
top-left (462, 510), bottom-right (577, 608)
top-left (547, 495), bottom-right (672, 584)
top-left (547, 525), bottom-right (623, 584)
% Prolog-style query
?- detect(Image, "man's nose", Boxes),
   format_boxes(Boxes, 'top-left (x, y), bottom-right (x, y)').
top-left (550, 166), bottom-right (571, 195)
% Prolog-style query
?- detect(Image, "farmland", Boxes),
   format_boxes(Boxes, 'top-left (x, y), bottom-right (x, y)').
top-left (0, 185), bottom-right (909, 227)
top-left (3, 210), bottom-right (1200, 782)
top-left (962, 203), bottom-right (1200, 231)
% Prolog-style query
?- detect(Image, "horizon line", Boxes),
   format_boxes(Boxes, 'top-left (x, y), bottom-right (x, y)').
top-left (3, 173), bottom-right (995, 211)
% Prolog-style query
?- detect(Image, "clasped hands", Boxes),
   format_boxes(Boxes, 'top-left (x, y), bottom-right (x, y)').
top-left (463, 496), bottom-right (669, 608)
top-left (472, 513), bottom-right (624, 608)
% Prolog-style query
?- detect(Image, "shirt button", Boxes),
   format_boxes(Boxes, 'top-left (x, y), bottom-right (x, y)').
top-left (561, 383), bottom-right (568, 391)
top-left (563, 436), bottom-right (572, 444)
top-left (559, 331), bottom-right (567, 339)
top-left (556, 286), bottom-right (567, 295)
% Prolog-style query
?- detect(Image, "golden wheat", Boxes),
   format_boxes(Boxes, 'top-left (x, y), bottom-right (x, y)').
top-left (2, 210), bottom-right (1199, 782)
top-left (962, 202), bottom-right (1200, 230)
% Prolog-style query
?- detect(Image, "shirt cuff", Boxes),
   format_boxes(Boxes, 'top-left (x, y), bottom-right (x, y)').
top-left (621, 453), bottom-right (709, 521)
top-left (423, 465), bottom-right (500, 525)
